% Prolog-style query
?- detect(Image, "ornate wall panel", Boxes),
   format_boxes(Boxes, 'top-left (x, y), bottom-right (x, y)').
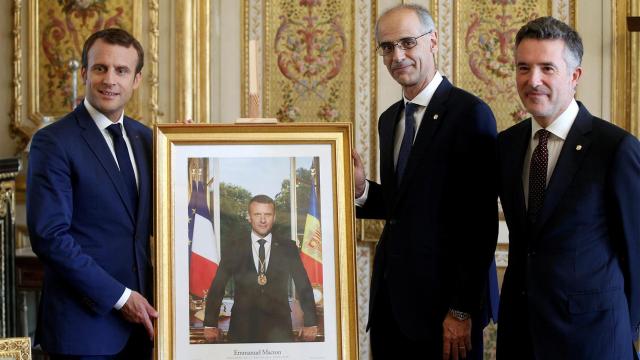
top-left (433, 0), bottom-right (575, 131)
top-left (612, 0), bottom-right (640, 137)
top-left (11, 0), bottom-right (159, 152)
top-left (262, 1), bottom-right (354, 124)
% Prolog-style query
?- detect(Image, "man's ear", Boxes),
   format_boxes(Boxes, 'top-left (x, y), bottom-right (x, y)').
top-left (132, 72), bottom-right (142, 90)
top-left (429, 31), bottom-right (439, 53)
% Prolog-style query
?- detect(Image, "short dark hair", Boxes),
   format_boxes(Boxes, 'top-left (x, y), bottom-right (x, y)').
top-left (248, 195), bottom-right (275, 210)
top-left (515, 16), bottom-right (583, 69)
top-left (81, 28), bottom-right (144, 74)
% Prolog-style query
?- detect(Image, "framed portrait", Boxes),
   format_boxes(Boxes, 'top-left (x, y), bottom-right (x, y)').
top-left (0, 337), bottom-right (31, 360)
top-left (154, 123), bottom-right (358, 359)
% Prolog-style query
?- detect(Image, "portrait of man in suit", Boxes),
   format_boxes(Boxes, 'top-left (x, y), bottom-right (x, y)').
top-left (352, 4), bottom-right (499, 360)
top-left (27, 28), bottom-right (156, 359)
top-left (497, 16), bottom-right (640, 360)
top-left (203, 194), bottom-right (318, 343)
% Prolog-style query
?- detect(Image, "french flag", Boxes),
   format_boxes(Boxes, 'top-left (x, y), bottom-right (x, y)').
top-left (188, 179), bottom-right (220, 298)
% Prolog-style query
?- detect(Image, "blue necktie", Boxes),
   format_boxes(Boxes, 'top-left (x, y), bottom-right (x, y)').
top-left (396, 102), bottom-right (417, 184)
top-left (107, 123), bottom-right (138, 213)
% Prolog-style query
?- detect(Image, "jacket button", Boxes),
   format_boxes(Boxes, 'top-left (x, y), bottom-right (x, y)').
top-left (389, 219), bottom-right (397, 225)
top-left (132, 266), bottom-right (138, 272)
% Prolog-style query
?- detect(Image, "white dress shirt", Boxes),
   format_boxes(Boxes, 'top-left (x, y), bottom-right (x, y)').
top-left (84, 98), bottom-right (137, 309)
top-left (355, 71), bottom-right (444, 206)
top-left (251, 232), bottom-right (272, 272)
top-left (84, 98), bottom-right (140, 187)
top-left (522, 99), bottom-right (579, 209)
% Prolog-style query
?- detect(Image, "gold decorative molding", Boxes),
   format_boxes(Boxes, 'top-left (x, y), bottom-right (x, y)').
top-left (0, 337), bottom-right (31, 360)
top-left (0, 181), bottom-right (15, 222)
top-left (175, 0), bottom-right (210, 123)
top-left (11, 0), bottom-right (26, 152)
top-left (149, 0), bottom-right (160, 125)
top-left (175, 1), bottom-right (193, 123)
top-left (356, 219), bottom-right (384, 243)
top-left (612, 0), bottom-right (640, 136)
top-left (195, 0), bottom-right (211, 123)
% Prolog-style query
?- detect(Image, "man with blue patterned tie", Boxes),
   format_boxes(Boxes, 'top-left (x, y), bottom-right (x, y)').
top-left (27, 28), bottom-right (156, 359)
top-left (352, 4), bottom-right (499, 359)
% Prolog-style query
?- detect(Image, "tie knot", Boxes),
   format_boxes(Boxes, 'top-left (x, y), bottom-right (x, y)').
top-left (258, 239), bottom-right (266, 246)
top-left (107, 123), bottom-right (124, 139)
top-left (536, 129), bottom-right (551, 143)
top-left (405, 102), bottom-right (417, 116)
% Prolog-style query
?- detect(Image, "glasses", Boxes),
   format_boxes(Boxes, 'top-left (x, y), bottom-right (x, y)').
top-left (376, 31), bottom-right (432, 56)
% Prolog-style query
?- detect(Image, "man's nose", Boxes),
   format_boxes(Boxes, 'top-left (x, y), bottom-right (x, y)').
top-left (102, 69), bottom-right (116, 85)
top-left (391, 45), bottom-right (406, 62)
top-left (528, 68), bottom-right (543, 87)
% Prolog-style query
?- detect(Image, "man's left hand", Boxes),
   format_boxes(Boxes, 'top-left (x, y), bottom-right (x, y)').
top-left (442, 313), bottom-right (471, 360)
top-left (298, 326), bottom-right (318, 341)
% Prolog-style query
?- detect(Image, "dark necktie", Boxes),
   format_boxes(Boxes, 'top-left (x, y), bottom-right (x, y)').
top-left (528, 129), bottom-right (551, 221)
top-left (396, 102), bottom-right (417, 184)
top-left (107, 123), bottom-right (138, 212)
top-left (257, 239), bottom-right (266, 273)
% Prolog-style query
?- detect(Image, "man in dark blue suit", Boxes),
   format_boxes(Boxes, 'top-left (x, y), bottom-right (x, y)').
top-left (203, 195), bottom-right (318, 343)
top-left (497, 17), bottom-right (640, 359)
top-left (27, 28), bottom-right (156, 359)
top-left (352, 4), bottom-right (499, 359)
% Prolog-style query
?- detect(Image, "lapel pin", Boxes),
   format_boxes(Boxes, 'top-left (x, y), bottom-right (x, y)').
top-left (576, 145), bottom-right (582, 151)
top-left (433, 114), bottom-right (439, 120)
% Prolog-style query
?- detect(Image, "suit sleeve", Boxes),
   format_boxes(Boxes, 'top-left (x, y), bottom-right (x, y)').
top-left (289, 244), bottom-right (318, 326)
top-left (609, 134), bottom-right (640, 339)
top-left (355, 180), bottom-right (386, 219)
top-left (27, 129), bottom-right (125, 315)
top-left (448, 101), bottom-right (499, 314)
top-left (203, 258), bottom-right (232, 327)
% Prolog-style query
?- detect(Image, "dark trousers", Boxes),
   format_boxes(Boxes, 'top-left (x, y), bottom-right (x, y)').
top-left (49, 325), bottom-right (152, 360)
top-left (369, 280), bottom-right (441, 359)
top-left (370, 279), bottom-right (486, 360)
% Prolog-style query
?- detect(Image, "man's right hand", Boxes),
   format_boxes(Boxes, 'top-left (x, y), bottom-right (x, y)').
top-left (204, 327), bottom-right (222, 342)
top-left (120, 290), bottom-right (158, 340)
top-left (352, 148), bottom-right (366, 198)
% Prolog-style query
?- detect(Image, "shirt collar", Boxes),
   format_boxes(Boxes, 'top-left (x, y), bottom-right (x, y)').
top-left (403, 71), bottom-right (443, 107)
top-left (84, 98), bottom-right (124, 130)
top-left (251, 231), bottom-right (272, 244)
top-left (531, 99), bottom-right (578, 141)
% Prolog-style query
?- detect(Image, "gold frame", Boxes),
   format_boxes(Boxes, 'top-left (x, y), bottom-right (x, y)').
top-left (0, 338), bottom-right (31, 360)
top-left (154, 123), bottom-right (358, 359)
top-left (11, 0), bottom-right (160, 152)
top-left (175, 0), bottom-right (210, 123)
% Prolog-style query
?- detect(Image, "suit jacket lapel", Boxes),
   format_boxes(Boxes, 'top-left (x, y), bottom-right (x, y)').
top-left (123, 118), bottom-right (150, 230)
top-left (379, 101), bottom-right (401, 202)
top-left (508, 120), bottom-right (531, 231)
top-left (394, 78), bottom-right (451, 201)
top-left (534, 104), bottom-right (592, 231)
top-left (77, 104), bottom-right (135, 222)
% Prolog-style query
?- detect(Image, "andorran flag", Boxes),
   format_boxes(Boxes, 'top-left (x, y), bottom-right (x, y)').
top-left (188, 179), bottom-right (220, 298)
top-left (301, 177), bottom-right (323, 285)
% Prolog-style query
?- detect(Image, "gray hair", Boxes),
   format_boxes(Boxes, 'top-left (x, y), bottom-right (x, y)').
top-left (375, 4), bottom-right (435, 42)
top-left (515, 16), bottom-right (583, 70)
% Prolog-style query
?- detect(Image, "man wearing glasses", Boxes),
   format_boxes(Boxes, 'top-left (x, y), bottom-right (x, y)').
top-left (353, 4), bottom-right (499, 359)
